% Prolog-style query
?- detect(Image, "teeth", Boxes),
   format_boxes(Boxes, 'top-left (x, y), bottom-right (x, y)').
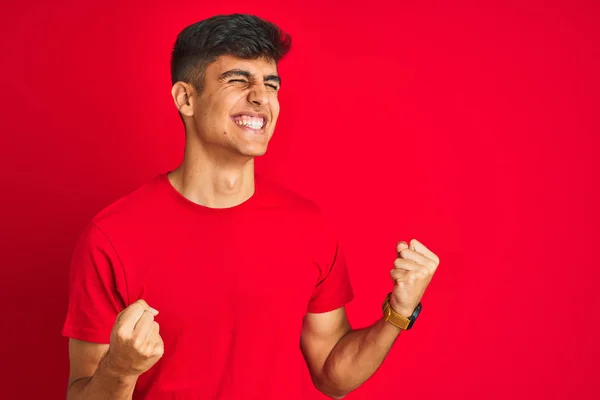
top-left (233, 116), bottom-right (265, 129)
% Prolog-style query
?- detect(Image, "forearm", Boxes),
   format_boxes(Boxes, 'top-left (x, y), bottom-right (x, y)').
top-left (67, 351), bottom-right (138, 400)
top-left (317, 318), bottom-right (401, 398)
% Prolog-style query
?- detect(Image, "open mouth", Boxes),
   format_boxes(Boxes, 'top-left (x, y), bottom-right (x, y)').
top-left (231, 113), bottom-right (267, 131)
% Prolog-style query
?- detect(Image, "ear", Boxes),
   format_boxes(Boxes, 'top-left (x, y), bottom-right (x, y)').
top-left (171, 82), bottom-right (195, 117)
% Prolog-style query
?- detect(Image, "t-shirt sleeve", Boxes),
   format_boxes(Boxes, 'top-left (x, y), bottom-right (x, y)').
top-left (61, 223), bottom-right (128, 343)
top-left (307, 212), bottom-right (354, 314)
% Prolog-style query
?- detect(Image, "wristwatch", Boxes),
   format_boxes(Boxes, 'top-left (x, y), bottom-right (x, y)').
top-left (382, 293), bottom-right (422, 330)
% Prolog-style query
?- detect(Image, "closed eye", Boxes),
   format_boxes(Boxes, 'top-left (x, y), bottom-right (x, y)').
top-left (229, 79), bottom-right (279, 91)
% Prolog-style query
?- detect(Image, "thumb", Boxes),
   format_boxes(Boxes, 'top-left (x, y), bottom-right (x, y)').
top-left (134, 299), bottom-right (159, 316)
top-left (396, 241), bottom-right (408, 254)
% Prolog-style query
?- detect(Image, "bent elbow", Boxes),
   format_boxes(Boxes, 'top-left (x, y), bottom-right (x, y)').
top-left (313, 377), bottom-right (348, 399)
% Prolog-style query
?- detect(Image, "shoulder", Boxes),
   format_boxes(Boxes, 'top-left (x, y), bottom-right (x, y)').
top-left (89, 173), bottom-right (168, 235)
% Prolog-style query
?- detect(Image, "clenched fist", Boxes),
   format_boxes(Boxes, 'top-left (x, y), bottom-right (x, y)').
top-left (390, 239), bottom-right (440, 317)
top-left (105, 299), bottom-right (164, 377)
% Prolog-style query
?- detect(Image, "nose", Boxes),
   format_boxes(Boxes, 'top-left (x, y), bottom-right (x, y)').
top-left (247, 84), bottom-right (269, 107)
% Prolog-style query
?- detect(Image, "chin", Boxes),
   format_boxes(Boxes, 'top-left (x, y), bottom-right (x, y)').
top-left (243, 147), bottom-right (268, 157)
top-left (234, 143), bottom-right (269, 158)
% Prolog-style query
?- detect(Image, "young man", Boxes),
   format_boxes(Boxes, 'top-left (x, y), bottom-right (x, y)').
top-left (62, 14), bottom-right (440, 400)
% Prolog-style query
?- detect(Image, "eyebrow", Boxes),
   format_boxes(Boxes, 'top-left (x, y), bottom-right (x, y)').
top-left (218, 69), bottom-right (281, 86)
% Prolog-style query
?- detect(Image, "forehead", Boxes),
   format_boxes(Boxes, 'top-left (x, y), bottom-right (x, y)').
top-left (207, 55), bottom-right (278, 77)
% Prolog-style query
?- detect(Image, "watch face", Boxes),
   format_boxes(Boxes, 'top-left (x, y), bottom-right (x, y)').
top-left (407, 303), bottom-right (422, 329)
top-left (412, 303), bottom-right (422, 320)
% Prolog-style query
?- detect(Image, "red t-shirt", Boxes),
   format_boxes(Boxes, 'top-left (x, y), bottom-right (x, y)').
top-left (62, 173), bottom-right (354, 399)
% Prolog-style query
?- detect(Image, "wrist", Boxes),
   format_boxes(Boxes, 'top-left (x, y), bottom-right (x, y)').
top-left (101, 349), bottom-right (139, 386)
top-left (383, 292), bottom-right (423, 331)
top-left (389, 297), bottom-right (414, 318)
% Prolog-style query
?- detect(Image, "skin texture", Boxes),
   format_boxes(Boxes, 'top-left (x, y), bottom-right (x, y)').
top-left (301, 239), bottom-right (440, 398)
top-left (66, 55), bottom-right (441, 399)
top-left (67, 55), bottom-right (282, 400)
top-left (167, 55), bottom-right (281, 209)
top-left (67, 300), bottom-right (163, 399)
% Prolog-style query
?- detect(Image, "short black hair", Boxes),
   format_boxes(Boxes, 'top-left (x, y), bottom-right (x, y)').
top-left (171, 14), bottom-right (292, 92)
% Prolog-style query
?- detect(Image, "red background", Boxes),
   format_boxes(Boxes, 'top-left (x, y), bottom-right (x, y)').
top-left (1, 0), bottom-right (599, 398)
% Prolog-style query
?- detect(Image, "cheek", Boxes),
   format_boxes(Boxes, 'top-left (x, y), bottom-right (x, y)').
top-left (222, 92), bottom-right (247, 117)
top-left (271, 98), bottom-right (281, 120)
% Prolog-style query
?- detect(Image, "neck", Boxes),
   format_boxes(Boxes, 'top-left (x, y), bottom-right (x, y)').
top-left (168, 141), bottom-right (256, 209)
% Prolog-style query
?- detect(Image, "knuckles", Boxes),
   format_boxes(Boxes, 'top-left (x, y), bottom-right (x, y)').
top-left (132, 336), bottom-right (146, 350)
top-left (406, 267), bottom-right (431, 283)
top-left (115, 327), bottom-right (132, 341)
top-left (141, 345), bottom-right (155, 359)
top-left (397, 249), bottom-right (440, 272)
top-left (427, 259), bottom-right (438, 270)
top-left (417, 268), bottom-right (430, 279)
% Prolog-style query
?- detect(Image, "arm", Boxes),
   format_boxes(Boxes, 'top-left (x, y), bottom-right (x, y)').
top-left (67, 340), bottom-right (137, 400)
top-left (301, 238), bottom-right (441, 398)
top-left (300, 307), bottom-right (401, 399)
top-left (66, 300), bottom-right (164, 400)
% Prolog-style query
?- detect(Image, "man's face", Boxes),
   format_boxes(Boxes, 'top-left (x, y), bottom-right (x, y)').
top-left (189, 55), bottom-right (281, 158)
